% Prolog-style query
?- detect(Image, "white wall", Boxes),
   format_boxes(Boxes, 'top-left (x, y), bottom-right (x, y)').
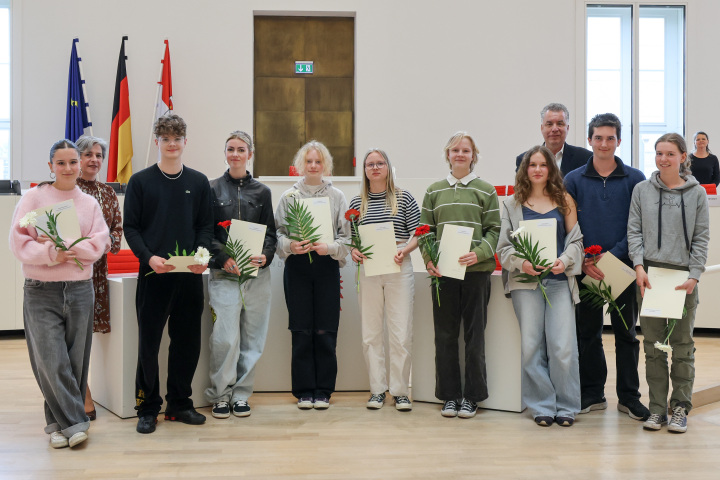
top-left (11, 0), bottom-right (720, 188)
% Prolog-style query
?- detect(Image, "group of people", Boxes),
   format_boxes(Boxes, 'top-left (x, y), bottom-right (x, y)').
top-left (501, 104), bottom-right (709, 432)
top-left (9, 104), bottom-right (709, 449)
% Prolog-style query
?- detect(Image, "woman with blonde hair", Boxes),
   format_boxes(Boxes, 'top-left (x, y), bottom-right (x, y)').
top-left (349, 149), bottom-right (420, 411)
top-left (420, 131), bottom-right (501, 419)
top-left (497, 145), bottom-right (583, 427)
top-left (274, 140), bottom-right (350, 409)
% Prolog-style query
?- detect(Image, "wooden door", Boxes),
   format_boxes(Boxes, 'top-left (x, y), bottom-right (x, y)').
top-left (254, 16), bottom-right (354, 177)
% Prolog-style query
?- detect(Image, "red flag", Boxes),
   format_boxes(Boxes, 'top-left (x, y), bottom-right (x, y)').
top-left (108, 36), bottom-right (133, 183)
top-left (155, 39), bottom-right (173, 119)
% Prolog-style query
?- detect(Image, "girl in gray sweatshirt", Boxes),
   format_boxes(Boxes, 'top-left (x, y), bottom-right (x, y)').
top-left (627, 133), bottom-right (709, 434)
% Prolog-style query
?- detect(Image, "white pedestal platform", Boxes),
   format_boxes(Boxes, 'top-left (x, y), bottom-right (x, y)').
top-left (91, 266), bottom-right (523, 418)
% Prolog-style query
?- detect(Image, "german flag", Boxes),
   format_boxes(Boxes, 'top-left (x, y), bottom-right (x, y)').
top-left (107, 36), bottom-right (133, 183)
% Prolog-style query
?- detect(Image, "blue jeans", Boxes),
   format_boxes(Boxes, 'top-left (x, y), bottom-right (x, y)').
top-left (23, 279), bottom-right (94, 437)
top-left (205, 267), bottom-right (272, 404)
top-left (511, 279), bottom-right (580, 419)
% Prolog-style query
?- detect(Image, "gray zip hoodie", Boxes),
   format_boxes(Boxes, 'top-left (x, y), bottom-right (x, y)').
top-left (627, 172), bottom-right (709, 280)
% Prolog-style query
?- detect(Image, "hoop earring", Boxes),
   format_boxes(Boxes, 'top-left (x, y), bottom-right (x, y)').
top-left (50, 172), bottom-right (56, 179)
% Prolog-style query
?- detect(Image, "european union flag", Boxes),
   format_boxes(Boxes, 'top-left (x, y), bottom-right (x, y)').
top-left (65, 38), bottom-right (90, 142)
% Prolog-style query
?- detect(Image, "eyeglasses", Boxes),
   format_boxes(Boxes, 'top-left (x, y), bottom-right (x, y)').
top-left (365, 162), bottom-right (387, 170)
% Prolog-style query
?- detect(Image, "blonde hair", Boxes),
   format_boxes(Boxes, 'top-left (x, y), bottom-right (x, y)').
top-left (443, 131), bottom-right (480, 170)
top-left (292, 140), bottom-right (333, 176)
top-left (359, 149), bottom-right (399, 218)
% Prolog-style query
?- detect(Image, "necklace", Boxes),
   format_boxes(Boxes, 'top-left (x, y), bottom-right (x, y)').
top-left (159, 164), bottom-right (183, 180)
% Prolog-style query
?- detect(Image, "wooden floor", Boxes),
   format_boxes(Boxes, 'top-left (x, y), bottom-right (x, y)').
top-left (1, 332), bottom-right (719, 480)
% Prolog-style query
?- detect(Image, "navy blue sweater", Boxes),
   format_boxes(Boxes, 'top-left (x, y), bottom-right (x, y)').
top-left (564, 157), bottom-right (645, 263)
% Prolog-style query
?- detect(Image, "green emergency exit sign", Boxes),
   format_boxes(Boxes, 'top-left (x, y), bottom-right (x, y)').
top-left (295, 61), bottom-right (314, 74)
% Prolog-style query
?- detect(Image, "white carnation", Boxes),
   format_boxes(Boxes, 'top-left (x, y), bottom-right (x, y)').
top-left (654, 341), bottom-right (673, 353)
top-left (194, 246), bottom-right (211, 265)
top-left (19, 211), bottom-right (38, 228)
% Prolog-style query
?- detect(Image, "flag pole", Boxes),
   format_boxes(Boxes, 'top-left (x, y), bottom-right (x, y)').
top-left (74, 37), bottom-right (94, 137)
top-left (144, 40), bottom-right (167, 169)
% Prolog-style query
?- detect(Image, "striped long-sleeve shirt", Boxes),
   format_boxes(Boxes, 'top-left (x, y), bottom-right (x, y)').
top-left (419, 173), bottom-right (500, 273)
top-left (348, 189), bottom-right (420, 241)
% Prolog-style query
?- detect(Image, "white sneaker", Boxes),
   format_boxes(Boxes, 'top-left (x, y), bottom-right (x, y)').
top-left (50, 431), bottom-right (68, 449)
top-left (314, 397), bottom-right (330, 409)
top-left (68, 431), bottom-right (88, 448)
top-left (668, 406), bottom-right (688, 433)
top-left (394, 396), bottom-right (412, 411)
top-left (643, 413), bottom-right (668, 431)
top-left (367, 393), bottom-right (385, 409)
top-left (297, 397), bottom-right (314, 410)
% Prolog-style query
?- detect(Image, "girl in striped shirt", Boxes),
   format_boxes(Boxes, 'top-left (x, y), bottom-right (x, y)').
top-left (349, 149), bottom-right (420, 411)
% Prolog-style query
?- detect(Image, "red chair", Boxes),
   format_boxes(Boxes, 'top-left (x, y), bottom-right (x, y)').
top-left (107, 249), bottom-right (140, 274)
top-left (507, 185), bottom-right (515, 195)
top-left (494, 254), bottom-right (502, 272)
top-left (494, 185), bottom-right (506, 196)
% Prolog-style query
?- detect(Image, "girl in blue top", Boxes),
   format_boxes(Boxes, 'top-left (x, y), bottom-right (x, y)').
top-left (498, 145), bottom-right (584, 427)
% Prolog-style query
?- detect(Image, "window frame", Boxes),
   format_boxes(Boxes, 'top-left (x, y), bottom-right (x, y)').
top-left (576, 1), bottom-right (687, 171)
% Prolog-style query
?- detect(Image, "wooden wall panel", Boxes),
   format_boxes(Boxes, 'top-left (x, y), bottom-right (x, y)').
top-left (254, 16), bottom-right (354, 176)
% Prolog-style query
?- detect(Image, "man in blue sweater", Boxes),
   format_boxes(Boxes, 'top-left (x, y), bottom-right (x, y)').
top-left (564, 113), bottom-right (650, 421)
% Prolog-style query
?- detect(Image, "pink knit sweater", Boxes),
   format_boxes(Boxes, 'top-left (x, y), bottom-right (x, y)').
top-left (9, 185), bottom-right (110, 281)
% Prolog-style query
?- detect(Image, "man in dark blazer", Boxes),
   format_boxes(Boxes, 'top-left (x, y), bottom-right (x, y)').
top-left (515, 103), bottom-right (593, 177)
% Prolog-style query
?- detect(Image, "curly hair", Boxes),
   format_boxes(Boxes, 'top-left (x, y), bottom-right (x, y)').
top-left (514, 145), bottom-right (570, 215)
top-left (154, 114), bottom-right (187, 137)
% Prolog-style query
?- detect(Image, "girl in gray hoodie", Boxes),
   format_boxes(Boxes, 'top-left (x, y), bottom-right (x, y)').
top-left (627, 133), bottom-right (710, 434)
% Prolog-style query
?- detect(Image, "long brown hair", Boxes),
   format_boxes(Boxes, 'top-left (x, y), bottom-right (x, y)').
top-left (514, 145), bottom-right (569, 215)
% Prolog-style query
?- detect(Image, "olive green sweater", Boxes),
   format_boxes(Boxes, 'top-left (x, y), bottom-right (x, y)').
top-left (419, 173), bottom-right (501, 273)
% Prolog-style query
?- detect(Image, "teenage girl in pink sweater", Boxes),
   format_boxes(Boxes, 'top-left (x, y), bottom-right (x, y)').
top-left (9, 139), bottom-right (109, 449)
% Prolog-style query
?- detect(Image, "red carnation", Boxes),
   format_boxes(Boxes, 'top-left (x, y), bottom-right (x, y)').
top-left (585, 245), bottom-right (602, 256)
top-left (415, 225), bottom-right (431, 236)
top-left (345, 209), bottom-right (360, 222)
top-left (218, 220), bottom-right (232, 229)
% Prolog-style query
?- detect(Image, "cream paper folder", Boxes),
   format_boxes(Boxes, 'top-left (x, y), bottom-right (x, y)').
top-left (358, 222), bottom-right (400, 277)
top-left (437, 224), bottom-right (474, 280)
top-left (639, 266), bottom-right (689, 319)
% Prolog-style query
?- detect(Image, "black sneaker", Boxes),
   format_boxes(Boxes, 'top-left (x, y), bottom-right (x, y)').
top-left (367, 393), bottom-right (386, 409)
top-left (441, 399), bottom-right (460, 417)
top-left (136, 414), bottom-right (157, 434)
top-left (394, 396), bottom-right (412, 411)
top-left (458, 399), bottom-right (478, 419)
top-left (232, 400), bottom-right (251, 417)
top-left (164, 408), bottom-right (206, 425)
top-left (535, 416), bottom-right (554, 427)
top-left (617, 400), bottom-right (650, 421)
top-left (579, 397), bottom-right (608, 414)
top-left (555, 416), bottom-right (574, 427)
top-left (211, 401), bottom-right (230, 419)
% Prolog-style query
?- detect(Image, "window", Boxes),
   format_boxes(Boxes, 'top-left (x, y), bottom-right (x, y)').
top-left (586, 4), bottom-right (685, 177)
top-left (0, 1), bottom-right (9, 180)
